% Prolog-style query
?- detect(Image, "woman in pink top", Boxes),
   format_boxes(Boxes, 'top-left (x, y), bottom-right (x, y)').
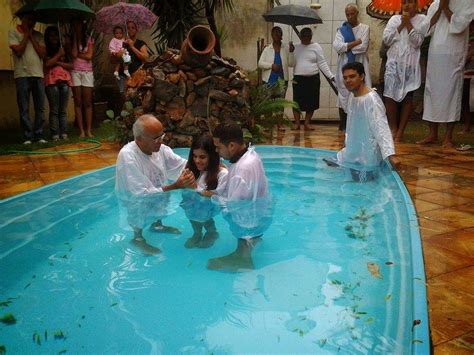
top-left (71, 19), bottom-right (94, 138)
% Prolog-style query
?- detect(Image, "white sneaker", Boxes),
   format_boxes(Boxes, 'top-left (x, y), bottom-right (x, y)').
top-left (23, 140), bottom-right (32, 145)
top-left (37, 139), bottom-right (47, 144)
top-left (52, 135), bottom-right (60, 141)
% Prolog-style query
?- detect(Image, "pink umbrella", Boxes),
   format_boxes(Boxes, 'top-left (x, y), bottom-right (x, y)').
top-left (94, 1), bottom-right (157, 34)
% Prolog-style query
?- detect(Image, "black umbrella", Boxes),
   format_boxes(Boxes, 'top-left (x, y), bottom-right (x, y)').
top-left (262, 4), bottom-right (323, 27)
top-left (262, 4), bottom-right (337, 94)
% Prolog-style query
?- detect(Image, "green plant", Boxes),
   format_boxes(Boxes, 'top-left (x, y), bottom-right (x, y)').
top-left (248, 79), bottom-right (299, 141)
top-left (143, 0), bottom-right (234, 56)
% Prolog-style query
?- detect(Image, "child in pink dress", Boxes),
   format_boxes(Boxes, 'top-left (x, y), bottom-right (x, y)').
top-left (109, 26), bottom-right (131, 79)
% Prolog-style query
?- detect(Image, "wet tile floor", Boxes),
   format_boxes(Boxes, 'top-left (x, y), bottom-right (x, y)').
top-left (1, 125), bottom-right (473, 354)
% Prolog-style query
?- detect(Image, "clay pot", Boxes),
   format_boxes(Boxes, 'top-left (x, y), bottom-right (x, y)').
top-left (181, 25), bottom-right (216, 67)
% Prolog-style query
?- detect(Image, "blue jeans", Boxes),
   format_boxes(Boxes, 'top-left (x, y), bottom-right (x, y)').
top-left (15, 77), bottom-right (45, 140)
top-left (46, 83), bottom-right (69, 136)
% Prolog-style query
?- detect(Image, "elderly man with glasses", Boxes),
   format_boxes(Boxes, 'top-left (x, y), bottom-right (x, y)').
top-left (115, 114), bottom-right (195, 255)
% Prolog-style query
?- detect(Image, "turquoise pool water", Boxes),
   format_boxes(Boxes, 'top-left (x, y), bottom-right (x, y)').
top-left (0, 146), bottom-right (428, 354)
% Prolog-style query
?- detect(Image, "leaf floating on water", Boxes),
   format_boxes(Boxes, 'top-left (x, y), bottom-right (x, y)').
top-left (384, 294), bottom-right (392, 301)
top-left (0, 313), bottom-right (16, 325)
top-left (367, 262), bottom-right (383, 279)
top-left (412, 319), bottom-right (421, 331)
top-left (45, 330), bottom-right (48, 341)
top-left (385, 261), bottom-right (394, 265)
top-left (110, 302), bottom-right (118, 307)
top-left (33, 332), bottom-right (41, 345)
top-left (0, 345), bottom-right (6, 355)
top-left (54, 330), bottom-right (66, 340)
top-left (412, 339), bottom-right (423, 344)
top-left (24, 283), bottom-right (32, 289)
top-left (58, 350), bottom-right (67, 354)
top-left (319, 338), bottom-right (327, 347)
top-left (365, 317), bottom-right (374, 323)
top-left (0, 300), bottom-right (12, 308)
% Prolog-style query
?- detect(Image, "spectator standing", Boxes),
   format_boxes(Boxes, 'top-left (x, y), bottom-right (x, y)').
top-left (8, 12), bottom-right (47, 144)
top-left (44, 26), bottom-right (73, 141)
top-left (383, 0), bottom-right (429, 142)
top-left (461, 21), bottom-right (474, 133)
top-left (290, 27), bottom-right (335, 131)
top-left (418, 0), bottom-right (474, 147)
top-left (333, 3), bottom-right (371, 134)
top-left (115, 20), bottom-right (149, 94)
top-left (71, 19), bottom-right (94, 138)
top-left (258, 26), bottom-right (294, 130)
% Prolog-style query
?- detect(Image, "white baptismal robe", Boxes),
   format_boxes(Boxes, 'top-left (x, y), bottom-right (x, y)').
top-left (337, 90), bottom-right (395, 170)
top-left (115, 142), bottom-right (187, 229)
top-left (333, 23), bottom-right (372, 112)
top-left (195, 168), bottom-right (228, 192)
top-left (383, 14), bottom-right (429, 102)
top-left (213, 147), bottom-right (271, 239)
top-left (115, 141), bottom-right (187, 200)
top-left (214, 147), bottom-right (268, 202)
top-left (423, 0), bottom-right (474, 122)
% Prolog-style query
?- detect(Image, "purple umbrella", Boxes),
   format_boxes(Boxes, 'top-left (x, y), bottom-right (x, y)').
top-left (94, 1), bottom-right (157, 34)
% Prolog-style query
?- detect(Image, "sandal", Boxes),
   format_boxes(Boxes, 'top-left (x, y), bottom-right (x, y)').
top-left (456, 144), bottom-right (472, 151)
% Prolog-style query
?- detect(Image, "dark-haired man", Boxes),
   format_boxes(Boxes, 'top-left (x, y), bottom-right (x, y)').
top-left (325, 62), bottom-right (399, 178)
top-left (9, 12), bottom-right (47, 144)
top-left (209, 122), bottom-right (271, 272)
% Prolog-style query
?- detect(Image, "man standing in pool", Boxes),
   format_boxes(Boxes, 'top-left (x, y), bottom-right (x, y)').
top-left (115, 114), bottom-right (195, 255)
top-left (325, 62), bottom-right (399, 178)
top-left (209, 122), bottom-right (271, 272)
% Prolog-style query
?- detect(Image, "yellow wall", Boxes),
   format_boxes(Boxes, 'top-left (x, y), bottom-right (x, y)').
top-left (0, 1), bottom-right (76, 133)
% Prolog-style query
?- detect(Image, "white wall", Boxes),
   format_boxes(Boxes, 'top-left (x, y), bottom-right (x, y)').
top-left (218, 0), bottom-right (387, 121)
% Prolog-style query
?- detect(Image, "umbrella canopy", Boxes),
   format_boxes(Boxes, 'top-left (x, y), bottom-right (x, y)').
top-left (16, 0), bottom-right (95, 23)
top-left (366, 0), bottom-right (433, 19)
top-left (262, 4), bottom-right (323, 26)
top-left (94, 2), bottom-right (157, 34)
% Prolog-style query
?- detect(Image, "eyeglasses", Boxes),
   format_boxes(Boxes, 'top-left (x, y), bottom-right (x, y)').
top-left (146, 132), bottom-right (166, 143)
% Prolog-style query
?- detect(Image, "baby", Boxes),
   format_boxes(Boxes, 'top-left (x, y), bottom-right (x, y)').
top-left (109, 25), bottom-right (131, 79)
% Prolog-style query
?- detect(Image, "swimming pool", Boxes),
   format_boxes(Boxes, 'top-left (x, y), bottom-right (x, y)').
top-left (0, 146), bottom-right (428, 354)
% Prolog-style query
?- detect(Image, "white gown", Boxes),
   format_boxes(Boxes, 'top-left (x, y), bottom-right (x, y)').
top-left (115, 142), bottom-right (187, 229)
top-left (337, 90), bottom-right (395, 170)
top-left (383, 14), bottom-right (429, 102)
top-left (180, 168), bottom-right (228, 223)
top-left (423, 0), bottom-right (474, 122)
top-left (333, 23), bottom-right (372, 112)
top-left (213, 147), bottom-right (268, 203)
top-left (213, 147), bottom-right (271, 239)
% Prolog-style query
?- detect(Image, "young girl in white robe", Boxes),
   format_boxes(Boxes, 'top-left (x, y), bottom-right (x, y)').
top-left (181, 134), bottom-right (228, 248)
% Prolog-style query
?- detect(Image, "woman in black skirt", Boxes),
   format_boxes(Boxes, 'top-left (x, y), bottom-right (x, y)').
top-left (290, 27), bottom-right (335, 130)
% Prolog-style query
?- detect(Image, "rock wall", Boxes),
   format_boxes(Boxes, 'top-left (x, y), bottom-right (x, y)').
top-left (125, 49), bottom-right (251, 147)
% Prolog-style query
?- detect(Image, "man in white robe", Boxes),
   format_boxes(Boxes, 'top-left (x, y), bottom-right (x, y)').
top-left (383, 0), bottom-right (429, 142)
top-left (419, 0), bottom-right (474, 147)
top-left (115, 114), bottom-right (195, 255)
top-left (325, 62), bottom-right (399, 179)
top-left (333, 3), bottom-right (371, 135)
top-left (208, 122), bottom-right (271, 272)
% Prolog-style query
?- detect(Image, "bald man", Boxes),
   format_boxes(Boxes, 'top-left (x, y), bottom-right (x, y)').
top-left (115, 114), bottom-right (195, 255)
